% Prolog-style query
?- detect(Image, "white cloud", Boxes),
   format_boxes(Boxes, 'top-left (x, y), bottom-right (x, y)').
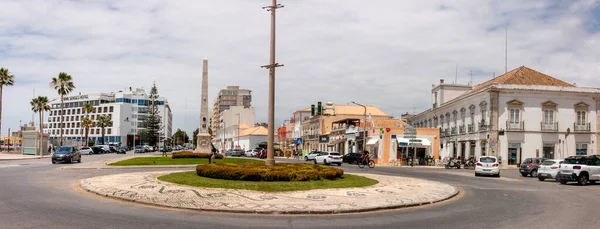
top-left (1, 0), bottom-right (599, 136)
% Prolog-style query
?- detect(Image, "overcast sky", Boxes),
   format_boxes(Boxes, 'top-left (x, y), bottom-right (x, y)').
top-left (1, 0), bottom-right (600, 136)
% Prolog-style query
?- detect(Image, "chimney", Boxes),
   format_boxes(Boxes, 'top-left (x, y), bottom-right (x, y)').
top-left (440, 79), bottom-right (445, 84)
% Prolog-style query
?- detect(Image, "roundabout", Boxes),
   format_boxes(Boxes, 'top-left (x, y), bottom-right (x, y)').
top-left (78, 171), bottom-right (459, 214)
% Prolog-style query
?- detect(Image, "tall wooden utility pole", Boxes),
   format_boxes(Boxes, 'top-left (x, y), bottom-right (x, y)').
top-left (261, 0), bottom-right (284, 166)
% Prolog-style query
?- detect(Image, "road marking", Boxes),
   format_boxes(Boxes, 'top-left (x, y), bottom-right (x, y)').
top-left (0, 164), bottom-right (19, 169)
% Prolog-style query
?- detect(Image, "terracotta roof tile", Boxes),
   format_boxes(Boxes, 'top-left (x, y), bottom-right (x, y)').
top-left (334, 105), bottom-right (390, 117)
top-left (472, 66), bottom-right (574, 91)
top-left (239, 126), bottom-right (268, 136)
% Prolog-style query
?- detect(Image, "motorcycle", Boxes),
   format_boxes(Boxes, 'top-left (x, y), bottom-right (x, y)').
top-left (463, 159), bottom-right (475, 169)
top-left (445, 159), bottom-right (461, 169)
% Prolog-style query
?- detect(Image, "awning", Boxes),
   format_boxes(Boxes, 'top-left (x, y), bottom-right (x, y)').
top-left (327, 138), bottom-right (345, 146)
top-left (366, 138), bottom-right (379, 145)
top-left (397, 138), bottom-right (431, 146)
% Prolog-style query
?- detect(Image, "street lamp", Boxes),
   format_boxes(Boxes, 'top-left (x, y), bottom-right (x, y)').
top-left (221, 119), bottom-right (226, 153)
top-left (351, 101), bottom-right (367, 152)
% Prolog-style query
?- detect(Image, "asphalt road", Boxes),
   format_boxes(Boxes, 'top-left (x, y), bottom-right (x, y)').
top-left (1, 154), bottom-right (599, 229)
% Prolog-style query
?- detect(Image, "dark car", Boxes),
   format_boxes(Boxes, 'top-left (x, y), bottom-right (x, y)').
top-left (343, 152), bottom-right (361, 164)
top-left (52, 146), bottom-right (82, 164)
top-left (109, 146), bottom-right (118, 153)
top-left (134, 145), bottom-right (144, 153)
top-left (90, 146), bottom-right (104, 154)
top-left (117, 146), bottom-right (127, 154)
top-left (519, 157), bottom-right (546, 177)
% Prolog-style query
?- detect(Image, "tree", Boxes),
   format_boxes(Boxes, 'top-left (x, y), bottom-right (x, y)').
top-left (139, 83), bottom-right (162, 147)
top-left (30, 96), bottom-right (50, 157)
top-left (0, 68), bottom-right (15, 141)
top-left (50, 72), bottom-right (75, 146)
top-left (81, 103), bottom-right (94, 146)
top-left (173, 128), bottom-right (189, 146)
top-left (97, 115), bottom-right (112, 145)
top-left (81, 116), bottom-right (93, 146)
top-left (192, 128), bottom-right (199, 147)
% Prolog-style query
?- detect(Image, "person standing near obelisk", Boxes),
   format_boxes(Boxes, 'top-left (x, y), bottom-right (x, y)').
top-left (195, 58), bottom-right (212, 161)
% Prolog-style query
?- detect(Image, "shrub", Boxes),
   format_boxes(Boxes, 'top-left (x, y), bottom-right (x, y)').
top-left (195, 163), bottom-right (344, 181)
top-left (172, 151), bottom-right (224, 159)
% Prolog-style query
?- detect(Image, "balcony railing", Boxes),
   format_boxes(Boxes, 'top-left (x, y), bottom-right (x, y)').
top-left (506, 121), bottom-right (524, 131)
top-left (574, 122), bottom-right (591, 132)
top-left (459, 125), bottom-right (466, 134)
top-left (451, 127), bottom-right (457, 135)
top-left (479, 122), bottom-right (488, 131)
top-left (468, 124), bottom-right (475, 133)
top-left (540, 122), bottom-right (558, 132)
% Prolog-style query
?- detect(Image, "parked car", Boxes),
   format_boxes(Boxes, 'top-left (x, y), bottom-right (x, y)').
top-left (475, 156), bottom-right (500, 177)
top-left (558, 155), bottom-right (600, 185)
top-left (315, 152), bottom-right (343, 166)
top-left (96, 145), bottom-right (111, 153)
top-left (91, 146), bottom-right (104, 154)
top-left (342, 152), bottom-right (361, 164)
top-left (52, 146), bottom-right (82, 164)
top-left (245, 149), bottom-right (258, 157)
top-left (537, 159), bottom-right (564, 181)
top-left (519, 157), bottom-right (546, 177)
top-left (143, 145), bottom-right (153, 153)
top-left (109, 146), bottom-right (118, 153)
top-left (225, 149), bottom-right (244, 157)
top-left (79, 146), bottom-right (93, 155)
top-left (134, 145), bottom-right (144, 153)
top-left (304, 151), bottom-right (322, 161)
top-left (117, 146), bottom-right (127, 154)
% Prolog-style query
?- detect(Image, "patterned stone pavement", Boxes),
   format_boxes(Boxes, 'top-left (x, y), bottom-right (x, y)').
top-left (79, 171), bottom-right (458, 214)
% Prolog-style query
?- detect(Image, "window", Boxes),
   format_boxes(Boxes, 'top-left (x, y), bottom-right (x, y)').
top-left (75, 116), bottom-right (79, 121)
top-left (77, 109), bottom-right (81, 114)
top-left (75, 129), bottom-right (79, 135)
top-left (96, 129), bottom-right (100, 135)
top-left (576, 143), bottom-right (587, 156)
top-left (109, 106), bottom-right (114, 112)
top-left (67, 123), bottom-right (71, 128)
top-left (70, 129), bottom-right (74, 134)
top-left (509, 109), bottom-right (520, 124)
top-left (543, 110), bottom-right (554, 124)
top-left (67, 110), bottom-right (70, 115)
top-left (104, 107), bottom-right (108, 113)
top-left (107, 129), bottom-right (112, 135)
top-left (577, 111), bottom-right (586, 125)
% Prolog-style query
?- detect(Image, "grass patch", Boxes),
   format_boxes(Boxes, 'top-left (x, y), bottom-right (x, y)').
top-left (108, 157), bottom-right (259, 166)
top-left (158, 171), bottom-right (378, 192)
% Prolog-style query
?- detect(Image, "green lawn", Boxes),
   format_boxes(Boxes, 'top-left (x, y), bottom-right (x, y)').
top-left (158, 171), bottom-right (379, 192)
top-left (108, 157), bottom-right (260, 166)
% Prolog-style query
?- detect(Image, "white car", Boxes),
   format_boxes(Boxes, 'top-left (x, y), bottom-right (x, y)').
top-left (558, 155), bottom-right (600, 185)
top-left (78, 147), bottom-right (93, 155)
top-left (537, 159), bottom-right (564, 181)
top-left (314, 152), bottom-right (343, 166)
top-left (245, 150), bottom-right (258, 157)
top-left (304, 151), bottom-right (321, 161)
top-left (475, 156), bottom-right (500, 177)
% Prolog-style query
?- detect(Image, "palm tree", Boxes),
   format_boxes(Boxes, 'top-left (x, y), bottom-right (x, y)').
top-left (81, 103), bottom-right (94, 146)
top-left (30, 96), bottom-right (51, 157)
top-left (81, 116), bottom-right (93, 147)
top-left (0, 68), bottom-right (15, 140)
top-left (97, 115), bottom-right (113, 145)
top-left (50, 72), bottom-right (75, 146)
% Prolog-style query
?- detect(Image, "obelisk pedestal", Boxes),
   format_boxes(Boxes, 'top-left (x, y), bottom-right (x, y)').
top-left (195, 58), bottom-right (212, 154)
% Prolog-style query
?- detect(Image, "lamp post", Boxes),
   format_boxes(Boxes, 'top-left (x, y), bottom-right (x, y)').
top-left (351, 101), bottom-right (367, 152)
top-left (236, 113), bottom-right (240, 149)
top-left (221, 119), bottom-right (226, 153)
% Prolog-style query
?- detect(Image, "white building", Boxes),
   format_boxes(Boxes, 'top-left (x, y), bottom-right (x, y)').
top-left (237, 126), bottom-right (268, 151)
top-left (408, 66), bottom-right (600, 167)
top-left (213, 106), bottom-right (255, 152)
top-left (46, 87), bottom-right (173, 147)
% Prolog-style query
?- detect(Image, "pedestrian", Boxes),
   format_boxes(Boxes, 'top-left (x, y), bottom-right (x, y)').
top-left (48, 146), bottom-right (52, 155)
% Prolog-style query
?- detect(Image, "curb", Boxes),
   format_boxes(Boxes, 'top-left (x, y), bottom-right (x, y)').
top-left (63, 165), bottom-right (197, 170)
top-left (77, 179), bottom-right (460, 215)
top-left (0, 157), bottom-right (43, 161)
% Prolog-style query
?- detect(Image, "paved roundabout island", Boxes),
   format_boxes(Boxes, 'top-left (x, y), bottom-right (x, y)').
top-left (79, 171), bottom-right (459, 214)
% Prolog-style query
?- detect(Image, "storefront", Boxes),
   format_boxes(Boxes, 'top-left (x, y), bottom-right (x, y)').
top-left (366, 127), bottom-right (439, 165)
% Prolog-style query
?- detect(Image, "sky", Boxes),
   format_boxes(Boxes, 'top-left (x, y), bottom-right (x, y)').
top-left (1, 0), bottom-right (600, 136)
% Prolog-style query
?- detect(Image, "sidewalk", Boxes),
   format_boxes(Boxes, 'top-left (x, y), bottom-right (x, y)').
top-left (62, 154), bottom-right (198, 170)
top-left (79, 171), bottom-right (459, 214)
top-left (0, 153), bottom-right (43, 161)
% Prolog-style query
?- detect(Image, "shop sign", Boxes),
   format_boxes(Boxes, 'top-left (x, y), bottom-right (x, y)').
top-left (319, 135), bottom-right (330, 143)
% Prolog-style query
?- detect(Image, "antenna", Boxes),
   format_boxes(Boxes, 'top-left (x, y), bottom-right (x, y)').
top-left (493, 72), bottom-right (496, 79)
top-left (32, 88), bottom-right (35, 123)
top-left (469, 70), bottom-right (473, 86)
top-left (455, 64), bottom-right (458, 84)
top-left (505, 27), bottom-right (508, 73)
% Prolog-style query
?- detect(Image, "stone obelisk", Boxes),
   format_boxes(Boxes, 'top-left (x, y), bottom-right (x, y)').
top-left (195, 58), bottom-right (211, 153)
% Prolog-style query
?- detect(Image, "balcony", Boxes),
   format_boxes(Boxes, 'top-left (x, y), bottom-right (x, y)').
top-left (574, 122), bottom-right (591, 132)
top-left (506, 121), bottom-right (524, 131)
top-left (479, 122), bottom-right (488, 131)
top-left (458, 125), bottom-right (466, 134)
top-left (450, 127), bottom-right (457, 135)
top-left (540, 122), bottom-right (558, 132)
top-left (467, 124), bottom-right (475, 133)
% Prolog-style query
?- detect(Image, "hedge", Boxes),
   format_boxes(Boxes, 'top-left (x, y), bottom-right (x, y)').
top-left (172, 151), bottom-right (224, 159)
top-left (196, 163), bottom-right (344, 181)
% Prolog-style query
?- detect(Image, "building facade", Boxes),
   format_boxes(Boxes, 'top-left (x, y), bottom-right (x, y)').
top-left (212, 106), bottom-right (255, 152)
top-left (211, 86), bottom-right (252, 135)
top-left (408, 66), bottom-right (600, 167)
top-left (46, 87), bottom-right (173, 147)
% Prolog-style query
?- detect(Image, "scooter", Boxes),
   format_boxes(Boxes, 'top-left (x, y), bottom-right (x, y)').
top-left (445, 159), bottom-right (461, 169)
top-left (463, 159), bottom-right (475, 169)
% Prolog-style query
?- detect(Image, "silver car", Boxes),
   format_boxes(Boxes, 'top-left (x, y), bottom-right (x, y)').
top-left (537, 159), bottom-right (564, 181)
